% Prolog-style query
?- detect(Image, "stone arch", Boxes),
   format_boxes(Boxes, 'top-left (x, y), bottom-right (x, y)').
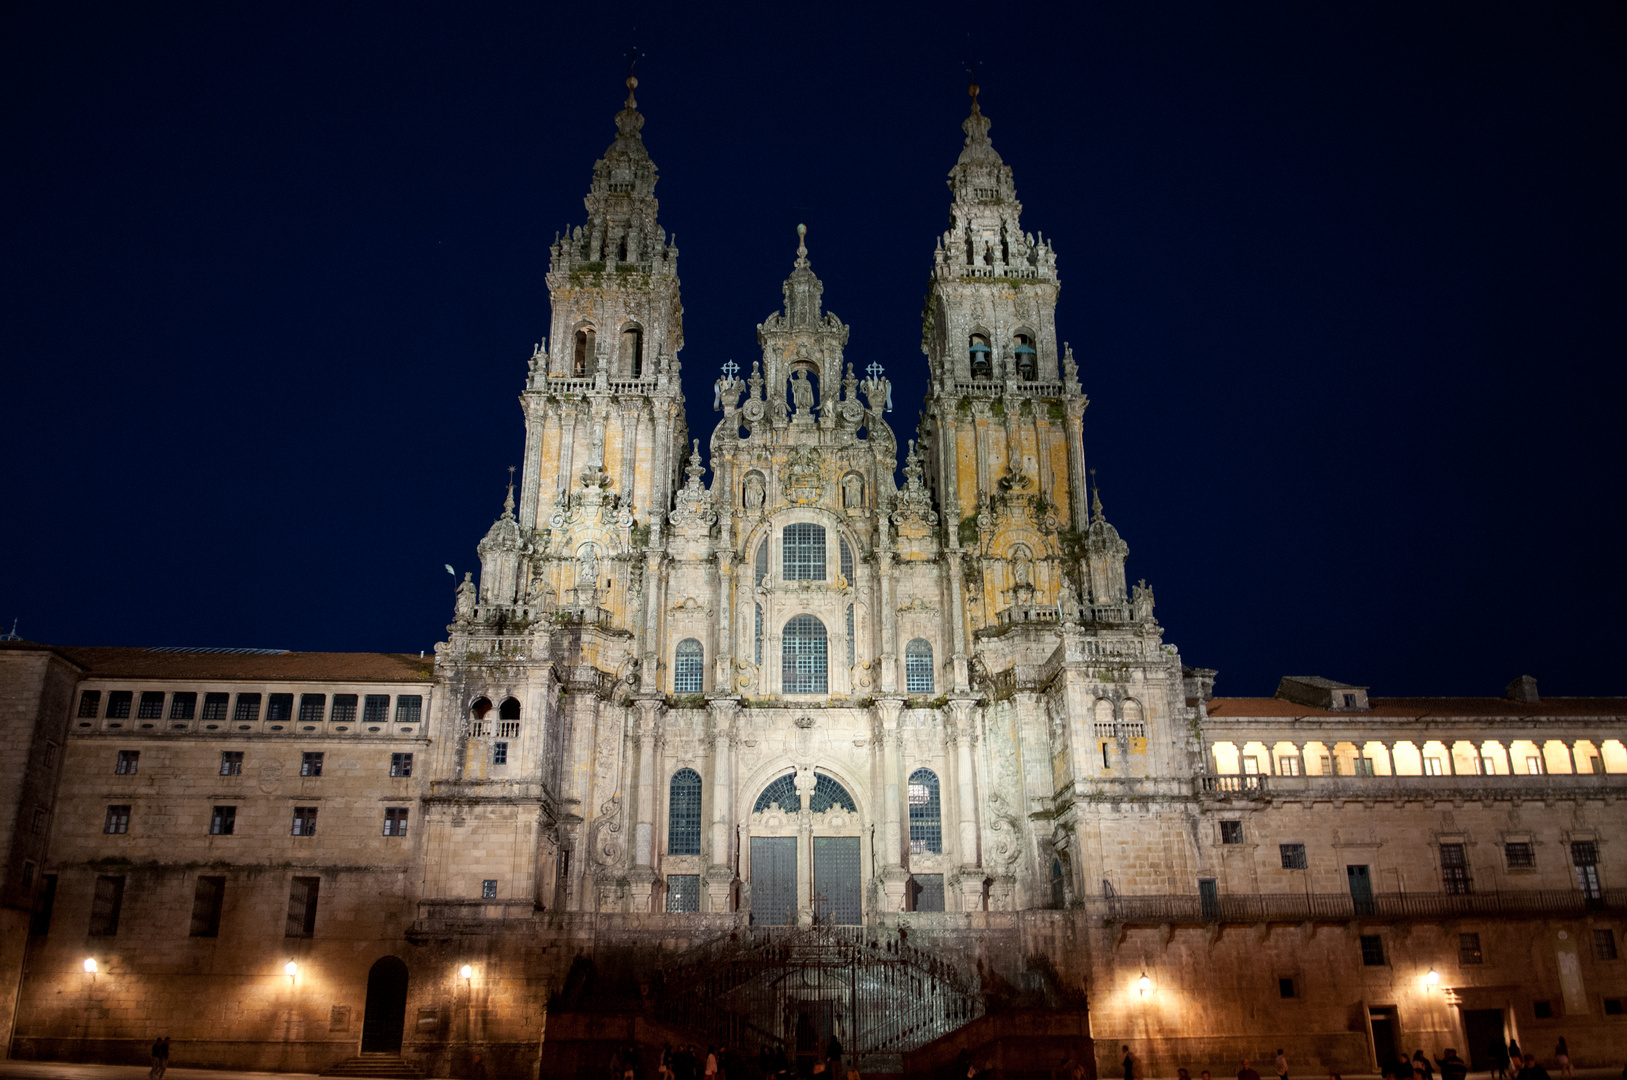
top-left (571, 322), bottom-right (596, 377)
top-left (735, 759), bottom-right (872, 828)
top-left (1012, 326), bottom-right (1039, 380)
top-left (498, 697), bottom-right (521, 721)
top-left (360, 955), bottom-right (409, 1053)
top-left (470, 697), bottom-right (492, 720)
top-left (618, 321), bottom-right (645, 378)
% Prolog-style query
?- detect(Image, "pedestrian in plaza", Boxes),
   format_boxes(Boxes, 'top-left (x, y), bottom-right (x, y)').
top-left (1178, 1068), bottom-right (1191, 1080)
top-left (705, 1046), bottom-right (719, 1080)
top-left (1413, 1050), bottom-right (1434, 1080)
top-left (1516, 1054), bottom-right (1550, 1080)
top-left (1508, 1040), bottom-right (1522, 1067)
top-left (1434, 1049), bottom-right (1467, 1080)
top-left (1275, 1049), bottom-right (1289, 1080)
top-left (1491, 1039), bottom-right (1512, 1080)
top-left (1200, 1070), bottom-right (1212, 1080)
top-left (1395, 1052), bottom-right (1415, 1080)
top-left (470, 1053), bottom-right (487, 1080)
top-left (1238, 1059), bottom-right (1262, 1080)
top-left (149, 1035), bottom-right (171, 1080)
top-left (1123, 1046), bottom-right (1135, 1080)
top-left (1554, 1038), bottom-right (1572, 1079)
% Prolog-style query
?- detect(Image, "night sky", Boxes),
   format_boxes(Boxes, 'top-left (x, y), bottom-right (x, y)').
top-left (4, 3), bottom-right (1623, 698)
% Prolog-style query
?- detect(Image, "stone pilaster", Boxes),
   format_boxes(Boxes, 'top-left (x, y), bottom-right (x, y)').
top-left (873, 697), bottom-right (908, 912)
top-left (704, 696), bottom-right (740, 911)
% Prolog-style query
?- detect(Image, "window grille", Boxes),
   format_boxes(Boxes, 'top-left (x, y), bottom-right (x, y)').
top-left (1279, 843), bottom-right (1307, 870)
top-left (809, 773), bottom-right (856, 814)
top-left (291, 807), bottom-right (318, 836)
top-left (782, 523), bottom-right (826, 580)
top-left (1459, 932), bottom-right (1483, 964)
top-left (300, 752), bottom-right (323, 777)
top-left (492, 742), bottom-right (508, 765)
top-left (674, 638), bottom-right (704, 693)
top-left (362, 695), bottom-right (390, 724)
top-left (481, 879), bottom-right (497, 899)
top-left (190, 877), bottom-right (225, 937)
top-left (298, 695), bottom-right (326, 723)
top-left (77, 691), bottom-right (101, 718)
top-left (905, 639), bottom-right (934, 694)
top-left (267, 694), bottom-right (294, 723)
top-left (233, 694), bottom-right (261, 723)
top-left (390, 753), bottom-right (413, 777)
top-left (840, 537), bottom-right (854, 581)
top-left (754, 604), bottom-right (763, 665)
top-left (1594, 929), bottom-right (1619, 961)
top-left (106, 691), bottom-right (132, 719)
top-left (1360, 934), bottom-right (1386, 966)
top-left (330, 694), bottom-right (357, 724)
top-left (846, 605), bottom-right (855, 667)
top-left (908, 768), bottom-right (942, 854)
top-left (210, 806), bottom-right (235, 835)
top-left (137, 692), bottom-right (165, 719)
top-left (285, 877), bottom-right (319, 937)
top-left (666, 874), bottom-right (700, 912)
top-left (396, 695), bottom-right (423, 724)
top-left (1505, 841), bottom-right (1534, 867)
top-left (89, 875), bottom-right (124, 936)
top-left (755, 541), bottom-right (768, 586)
top-left (104, 805), bottom-right (130, 834)
top-left (219, 751), bottom-right (243, 776)
top-left (754, 774), bottom-right (801, 813)
top-left (668, 769), bottom-right (703, 855)
top-left (169, 692), bottom-right (196, 720)
top-left (202, 693), bottom-right (229, 721)
top-left (1573, 840), bottom-right (1602, 899)
top-left (1220, 820), bottom-right (1243, 844)
top-left (115, 750), bottom-right (139, 775)
top-left (1440, 843), bottom-right (1472, 894)
top-left (383, 808), bottom-right (409, 837)
top-left (781, 614), bottom-right (827, 693)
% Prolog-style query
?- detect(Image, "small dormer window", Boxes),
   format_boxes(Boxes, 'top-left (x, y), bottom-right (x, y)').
top-left (1014, 334), bottom-right (1037, 380)
top-left (1342, 693), bottom-right (1356, 708)
top-left (969, 335), bottom-right (992, 378)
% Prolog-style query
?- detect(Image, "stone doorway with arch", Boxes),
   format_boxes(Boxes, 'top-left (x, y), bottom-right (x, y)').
top-left (744, 768), bottom-right (866, 925)
top-left (360, 955), bottom-right (409, 1054)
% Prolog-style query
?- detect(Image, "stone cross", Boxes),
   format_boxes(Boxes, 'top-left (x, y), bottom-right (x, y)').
top-left (866, 362), bottom-right (885, 380)
top-left (721, 360), bottom-right (739, 380)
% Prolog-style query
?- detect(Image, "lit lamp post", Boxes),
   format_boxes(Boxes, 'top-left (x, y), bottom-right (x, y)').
top-left (285, 961), bottom-right (299, 986)
top-left (460, 965), bottom-right (475, 1048)
top-left (82, 958), bottom-right (98, 974)
top-left (1138, 972), bottom-right (1152, 998)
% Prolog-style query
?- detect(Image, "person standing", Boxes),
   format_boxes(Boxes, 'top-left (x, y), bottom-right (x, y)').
top-left (1413, 1050), bottom-right (1434, 1080)
top-left (1275, 1049), bottom-right (1289, 1080)
top-left (1239, 1060), bottom-right (1262, 1080)
top-left (1516, 1054), bottom-right (1551, 1080)
top-left (1123, 1046), bottom-right (1135, 1080)
top-left (149, 1036), bottom-right (170, 1080)
top-left (1555, 1038), bottom-right (1572, 1079)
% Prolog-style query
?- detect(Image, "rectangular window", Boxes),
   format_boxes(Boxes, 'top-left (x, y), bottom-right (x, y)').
top-left (169, 691), bottom-right (196, 719)
top-left (88, 875), bottom-right (125, 936)
top-left (908, 874), bottom-right (946, 912)
top-left (1481, 755), bottom-right (1497, 775)
top-left (298, 694), bottom-right (326, 723)
top-left (1424, 758), bottom-right (1445, 776)
top-left (219, 750), bottom-right (243, 776)
top-left (782, 522), bottom-right (827, 581)
top-left (383, 808), bottom-right (409, 837)
top-left (1279, 843), bottom-right (1307, 870)
top-left (492, 742), bottom-right (508, 765)
top-left (77, 690), bottom-right (102, 718)
top-left (1505, 841), bottom-right (1535, 868)
top-left (1440, 843), bottom-right (1472, 895)
top-left (29, 874), bottom-right (57, 936)
top-left (1357, 757), bottom-right (1377, 776)
top-left (106, 690), bottom-right (132, 719)
top-left (115, 750), bottom-right (139, 775)
top-left (363, 695), bottom-right (390, 724)
top-left (285, 876), bottom-right (319, 937)
top-left (331, 694), bottom-right (357, 724)
top-left (1533, 1000), bottom-right (1553, 1019)
top-left (1278, 755), bottom-right (1301, 776)
top-left (666, 874), bottom-right (700, 912)
top-left (189, 876), bottom-right (225, 937)
top-left (1242, 756), bottom-right (1260, 775)
top-left (104, 805), bottom-right (130, 834)
top-left (1527, 756), bottom-right (1544, 774)
top-left (210, 805), bottom-right (236, 836)
top-left (1595, 929), bottom-right (1619, 961)
top-left (1360, 934), bottom-right (1386, 966)
top-left (234, 693), bottom-right (261, 723)
top-left (1605, 998), bottom-right (1624, 1016)
top-left (1573, 840), bottom-right (1602, 899)
top-left (1459, 932), bottom-right (1483, 964)
top-left (291, 806), bottom-right (318, 836)
top-left (32, 807), bottom-right (47, 834)
top-left (137, 691), bottom-right (165, 719)
top-left (395, 695), bottom-right (422, 724)
top-left (390, 753), bottom-right (413, 778)
top-left (1220, 821), bottom-right (1243, 844)
top-left (202, 692), bottom-right (229, 721)
top-left (481, 879), bottom-right (497, 899)
top-left (1278, 977), bottom-right (1297, 999)
top-left (267, 693), bottom-right (293, 723)
top-left (300, 752), bottom-right (323, 777)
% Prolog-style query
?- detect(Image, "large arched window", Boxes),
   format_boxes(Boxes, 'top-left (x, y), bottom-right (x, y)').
top-left (782, 614), bottom-right (828, 694)
top-left (783, 523), bottom-right (826, 580)
top-left (905, 638), bottom-right (934, 694)
top-left (674, 638), bottom-right (704, 693)
top-left (668, 768), bottom-right (702, 855)
top-left (573, 327), bottom-right (595, 377)
top-left (839, 537), bottom-right (854, 582)
top-left (809, 773), bottom-right (857, 813)
top-left (908, 768), bottom-right (942, 854)
top-left (754, 773), bottom-right (800, 813)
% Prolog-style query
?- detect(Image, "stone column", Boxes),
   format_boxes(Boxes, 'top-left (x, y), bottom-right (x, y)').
top-left (519, 404), bottom-right (545, 531)
top-left (971, 402), bottom-right (992, 496)
top-left (629, 697), bottom-right (664, 912)
top-left (876, 516), bottom-right (897, 694)
top-left (1065, 397), bottom-right (1089, 532)
top-left (940, 421), bottom-right (962, 524)
top-left (947, 699), bottom-right (983, 911)
top-left (873, 697), bottom-right (908, 911)
top-left (557, 408), bottom-right (578, 495)
top-left (945, 547), bottom-right (969, 692)
top-left (715, 553), bottom-right (735, 690)
top-left (704, 697), bottom-right (740, 911)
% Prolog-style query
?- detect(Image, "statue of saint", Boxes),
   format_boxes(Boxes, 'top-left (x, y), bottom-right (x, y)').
top-left (841, 473), bottom-right (862, 509)
top-left (743, 472), bottom-right (766, 510)
top-left (791, 370), bottom-right (815, 413)
top-left (577, 543), bottom-right (599, 587)
top-left (454, 572), bottom-right (477, 620)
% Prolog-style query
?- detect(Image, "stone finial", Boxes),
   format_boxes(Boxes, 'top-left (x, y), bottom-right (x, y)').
top-left (795, 223), bottom-right (809, 268)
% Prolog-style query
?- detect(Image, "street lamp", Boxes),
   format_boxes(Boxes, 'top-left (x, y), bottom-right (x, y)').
top-left (460, 964), bottom-right (473, 981)
top-left (1137, 972), bottom-right (1152, 997)
top-left (82, 958), bottom-right (97, 974)
top-left (1425, 969), bottom-right (1440, 988)
top-left (285, 961), bottom-right (298, 985)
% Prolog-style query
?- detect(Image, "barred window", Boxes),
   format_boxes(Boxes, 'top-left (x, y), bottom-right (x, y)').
top-left (666, 874), bottom-right (700, 912)
top-left (809, 773), bottom-right (856, 814)
top-left (137, 691), bottom-right (165, 719)
top-left (1360, 934), bottom-right (1386, 966)
top-left (783, 523), bottom-right (826, 581)
top-left (210, 805), bottom-right (236, 835)
top-left (1279, 843), bottom-right (1307, 870)
top-left (846, 604), bottom-right (855, 667)
top-left (106, 691), bottom-right (132, 719)
top-left (840, 537), bottom-right (854, 582)
top-left (1595, 929), bottom-right (1619, 961)
top-left (396, 695), bottom-right (423, 724)
top-left (782, 614), bottom-right (827, 693)
top-left (908, 768), bottom-right (942, 854)
top-left (1220, 821), bottom-right (1244, 844)
top-left (754, 773), bottom-right (801, 813)
top-left (363, 695), bottom-right (390, 724)
top-left (267, 694), bottom-right (294, 723)
top-left (1440, 843), bottom-right (1472, 895)
top-left (331, 694), bottom-right (358, 724)
top-left (754, 604), bottom-right (763, 665)
top-left (291, 806), bottom-right (318, 836)
top-left (89, 875), bottom-right (124, 936)
top-left (755, 540), bottom-right (768, 586)
top-left (300, 752), bottom-right (323, 777)
top-left (390, 753), bottom-right (413, 778)
top-left (233, 693), bottom-right (261, 723)
top-left (285, 877), bottom-right (319, 937)
top-left (77, 691), bottom-right (101, 718)
top-left (169, 691), bottom-right (196, 720)
top-left (201, 693), bottom-right (229, 721)
top-left (667, 768), bottom-right (702, 855)
top-left (1505, 841), bottom-right (1535, 868)
top-left (674, 638), bottom-right (704, 693)
top-left (905, 638), bottom-right (934, 694)
top-left (492, 742), bottom-right (508, 765)
top-left (481, 879), bottom-right (497, 899)
top-left (383, 808), bottom-right (409, 837)
top-left (298, 695), bottom-right (326, 724)
top-left (104, 805), bottom-right (131, 834)
top-left (115, 750), bottom-right (139, 775)
top-left (219, 751), bottom-right (243, 776)
top-left (1459, 932), bottom-right (1483, 964)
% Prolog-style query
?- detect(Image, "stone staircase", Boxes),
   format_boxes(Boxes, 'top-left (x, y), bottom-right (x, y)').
top-left (320, 1052), bottom-right (426, 1079)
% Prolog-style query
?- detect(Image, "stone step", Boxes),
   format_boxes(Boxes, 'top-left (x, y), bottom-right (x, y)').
top-left (321, 1054), bottom-right (426, 1079)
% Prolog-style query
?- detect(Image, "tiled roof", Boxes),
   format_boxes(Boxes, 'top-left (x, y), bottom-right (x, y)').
top-left (0, 641), bottom-right (433, 682)
top-left (1207, 696), bottom-right (1627, 719)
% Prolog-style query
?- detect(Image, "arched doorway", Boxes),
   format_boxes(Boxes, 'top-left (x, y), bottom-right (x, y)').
top-left (747, 772), bottom-right (862, 926)
top-left (360, 955), bottom-right (409, 1053)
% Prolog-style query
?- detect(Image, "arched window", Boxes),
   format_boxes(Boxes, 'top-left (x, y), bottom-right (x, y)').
top-left (839, 537), bottom-right (854, 582)
top-left (755, 540), bottom-right (768, 586)
top-left (1014, 333), bottom-right (1037, 381)
top-left (470, 697), bottom-right (492, 720)
top-left (754, 603), bottom-right (764, 665)
top-left (674, 638), bottom-right (704, 693)
top-left (782, 614), bottom-right (828, 694)
top-left (497, 697), bottom-right (521, 738)
top-left (809, 773), bottom-right (856, 813)
top-left (969, 334), bottom-right (992, 378)
top-left (622, 326), bottom-right (644, 378)
top-left (905, 638), bottom-right (934, 694)
top-left (469, 697), bottom-right (492, 736)
top-left (754, 773), bottom-right (800, 813)
top-left (498, 698), bottom-right (520, 720)
top-left (573, 328), bottom-right (595, 376)
top-left (908, 769), bottom-right (942, 854)
top-left (668, 768), bottom-right (702, 854)
top-left (783, 523), bottom-right (826, 581)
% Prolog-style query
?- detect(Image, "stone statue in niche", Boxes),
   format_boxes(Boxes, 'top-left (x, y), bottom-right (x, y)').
top-left (791, 370), bottom-right (815, 414)
top-left (743, 472), bottom-right (766, 511)
top-left (841, 473), bottom-right (862, 509)
top-left (576, 543), bottom-right (600, 586)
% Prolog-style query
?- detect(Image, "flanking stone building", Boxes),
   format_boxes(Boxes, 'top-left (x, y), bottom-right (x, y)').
top-left (1, 81), bottom-right (1623, 1080)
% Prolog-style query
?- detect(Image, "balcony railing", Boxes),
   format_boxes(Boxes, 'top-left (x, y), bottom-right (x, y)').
top-left (1100, 887), bottom-right (1626, 926)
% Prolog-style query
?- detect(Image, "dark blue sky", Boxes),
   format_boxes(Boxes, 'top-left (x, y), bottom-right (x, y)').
top-left (3, 3), bottom-right (1623, 697)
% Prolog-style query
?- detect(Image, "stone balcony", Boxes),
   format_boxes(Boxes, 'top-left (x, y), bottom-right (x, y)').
top-left (1197, 772), bottom-right (1627, 801)
top-left (1097, 885), bottom-right (1627, 927)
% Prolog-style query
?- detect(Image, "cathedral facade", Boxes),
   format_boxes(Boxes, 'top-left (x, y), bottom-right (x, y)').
top-left (1, 81), bottom-right (1623, 1080)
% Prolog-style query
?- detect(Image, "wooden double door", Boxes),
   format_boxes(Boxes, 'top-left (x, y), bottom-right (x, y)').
top-left (750, 836), bottom-right (861, 924)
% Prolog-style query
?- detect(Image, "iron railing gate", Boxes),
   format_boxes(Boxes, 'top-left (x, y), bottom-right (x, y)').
top-left (658, 925), bottom-right (984, 1074)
